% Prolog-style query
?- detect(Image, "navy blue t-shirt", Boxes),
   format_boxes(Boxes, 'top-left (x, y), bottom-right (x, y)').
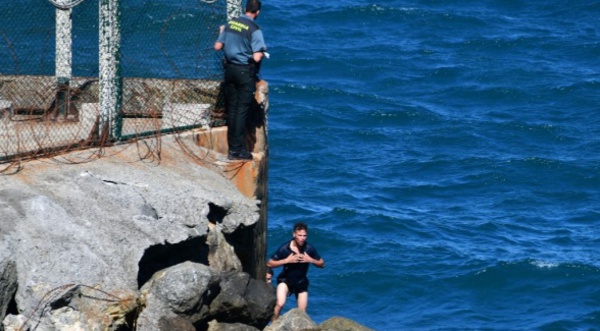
top-left (270, 240), bottom-right (321, 284)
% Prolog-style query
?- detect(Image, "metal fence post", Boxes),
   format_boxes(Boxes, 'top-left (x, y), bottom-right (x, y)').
top-left (55, 1), bottom-right (72, 118)
top-left (226, 0), bottom-right (243, 20)
top-left (99, 0), bottom-right (122, 141)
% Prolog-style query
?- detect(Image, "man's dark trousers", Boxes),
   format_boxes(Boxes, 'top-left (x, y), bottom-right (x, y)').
top-left (224, 63), bottom-right (255, 155)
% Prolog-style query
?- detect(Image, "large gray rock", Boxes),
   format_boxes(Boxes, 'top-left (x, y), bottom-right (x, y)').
top-left (136, 261), bottom-right (220, 331)
top-left (142, 262), bottom-right (218, 316)
top-left (207, 319), bottom-right (261, 331)
top-left (265, 312), bottom-right (375, 331)
top-left (0, 137), bottom-right (260, 330)
top-left (316, 317), bottom-right (375, 331)
top-left (207, 224), bottom-right (243, 272)
top-left (264, 308), bottom-right (317, 331)
top-left (244, 278), bottom-right (277, 326)
top-left (137, 262), bottom-right (275, 331)
top-left (209, 272), bottom-right (251, 319)
top-left (209, 271), bottom-right (275, 329)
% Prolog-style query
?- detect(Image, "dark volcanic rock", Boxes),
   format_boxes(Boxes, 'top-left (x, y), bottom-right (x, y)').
top-left (209, 271), bottom-right (275, 329)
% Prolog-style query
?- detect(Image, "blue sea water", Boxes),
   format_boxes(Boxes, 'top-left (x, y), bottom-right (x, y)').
top-left (1, 1), bottom-right (599, 330)
top-left (261, 1), bottom-right (600, 330)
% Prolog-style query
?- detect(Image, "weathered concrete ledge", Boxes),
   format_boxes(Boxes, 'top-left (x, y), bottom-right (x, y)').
top-left (0, 132), bottom-right (271, 330)
top-left (0, 79), bottom-right (273, 330)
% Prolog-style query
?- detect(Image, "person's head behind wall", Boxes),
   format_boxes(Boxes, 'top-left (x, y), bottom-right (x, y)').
top-left (246, 0), bottom-right (261, 13)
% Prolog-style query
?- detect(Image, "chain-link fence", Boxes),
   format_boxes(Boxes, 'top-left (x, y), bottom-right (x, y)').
top-left (0, 0), bottom-right (243, 170)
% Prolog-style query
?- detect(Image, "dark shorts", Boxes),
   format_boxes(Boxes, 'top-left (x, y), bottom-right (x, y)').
top-left (277, 277), bottom-right (309, 296)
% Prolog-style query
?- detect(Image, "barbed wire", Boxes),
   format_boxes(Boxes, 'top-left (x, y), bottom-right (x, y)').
top-left (47, 0), bottom-right (86, 10)
top-left (0, 31), bottom-right (19, 73)
top-left (0, 0), bottom-right (264, 177)
top-left (16, 283), bottom-right (137, 331)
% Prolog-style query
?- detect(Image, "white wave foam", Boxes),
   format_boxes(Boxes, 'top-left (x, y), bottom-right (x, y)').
top-left (530, 260), bottom-right (559, 269)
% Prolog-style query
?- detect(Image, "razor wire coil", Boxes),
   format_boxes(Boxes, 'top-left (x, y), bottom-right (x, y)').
top-left (1, 0), bottom-right (233, 171)
top-left (48, 0), bottom-right (87, 10)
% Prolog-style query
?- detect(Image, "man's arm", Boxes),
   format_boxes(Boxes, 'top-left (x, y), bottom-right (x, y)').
top-left (266, 258), bottom-right (284, 268)
top-left (313, 257), bottom-right (325, 268)
top-left (250, 28), bottom-right (266, 63)
top-left (302, 253), bottom-right (325, 268)
top-left (214, 25), bottom-right (225, 51)
top-left (267, 252), bottom-right (300, 268)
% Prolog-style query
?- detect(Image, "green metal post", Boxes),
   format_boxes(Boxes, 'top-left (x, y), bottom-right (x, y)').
top-left (55, 2), bottom-right (72, 119)
top-left (227, 0), bottom-right (243, 20)
top-left (99, 0), bottom-right (122, 141)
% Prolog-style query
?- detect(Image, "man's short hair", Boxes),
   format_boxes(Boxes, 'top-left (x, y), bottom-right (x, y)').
top-left (294, 222), bottom-right (308, 232)
top-left (246, 0), bottom-right (261, 13)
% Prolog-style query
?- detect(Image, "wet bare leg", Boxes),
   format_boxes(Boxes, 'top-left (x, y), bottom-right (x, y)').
top-left (273, 282), bottom-right (289, 321)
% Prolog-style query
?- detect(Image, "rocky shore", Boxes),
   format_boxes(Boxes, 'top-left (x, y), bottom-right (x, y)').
top-left (0, 136), bottom-right (372, 331)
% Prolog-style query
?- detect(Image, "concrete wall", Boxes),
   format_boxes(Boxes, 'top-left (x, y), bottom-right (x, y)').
top-left (192, 80), bottom-right (269, 278)
top-left (0, 75), bottom-right (270, 279)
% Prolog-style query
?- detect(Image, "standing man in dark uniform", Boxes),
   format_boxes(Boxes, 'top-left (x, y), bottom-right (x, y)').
top-left (267, 222), bottom-right (325, 321)
top-left (214, 0), bottom-right (267, 160)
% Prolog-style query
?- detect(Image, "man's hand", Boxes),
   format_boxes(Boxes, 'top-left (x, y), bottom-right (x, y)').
top-left (301, 252), bottom-right (313, 263)
top-left (286, 253), bottom-right (311, 263)
top-left (286, 253), bottom-right (302, 263)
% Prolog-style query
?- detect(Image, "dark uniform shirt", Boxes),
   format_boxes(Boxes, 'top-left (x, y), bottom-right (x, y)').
top-left (217, 14), bottom-right (266, 65)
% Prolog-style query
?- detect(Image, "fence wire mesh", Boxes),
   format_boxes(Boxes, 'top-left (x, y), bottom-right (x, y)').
top-left (1, 0), bottom-right (232, 170)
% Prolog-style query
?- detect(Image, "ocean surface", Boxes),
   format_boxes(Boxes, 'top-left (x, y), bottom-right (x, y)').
top-left (2, 1), bottom-right (599, 330)
top-left (261, 1), bottom-right (599, 330)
